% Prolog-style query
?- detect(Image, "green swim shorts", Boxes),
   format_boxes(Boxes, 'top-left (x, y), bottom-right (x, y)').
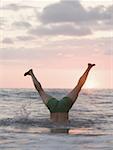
top-left (46, 97), bottom-right (73, 113)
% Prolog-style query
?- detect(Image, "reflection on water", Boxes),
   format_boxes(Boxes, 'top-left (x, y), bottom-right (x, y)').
top-left (51, 128), bottom-right (69, 134)
top-left (69, 128), bottom-right (90, 135)
top-left (0, 125), bottom-right (106, 137)
top-left (51, 128), bottom-right (90, 135)
top-left (50, 127), bottom-right (106, 136)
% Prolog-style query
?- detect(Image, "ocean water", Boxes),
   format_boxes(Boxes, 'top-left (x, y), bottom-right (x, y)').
top-left (0, 88), bottom-right (113, 150)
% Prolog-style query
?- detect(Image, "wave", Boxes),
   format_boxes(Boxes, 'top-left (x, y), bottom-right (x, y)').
top-left (0, 116), bottom-right (100, 129)
top-left (0, 117), bottom-right (110, 136)
top-left (0, 88), bottom-right (113, 101)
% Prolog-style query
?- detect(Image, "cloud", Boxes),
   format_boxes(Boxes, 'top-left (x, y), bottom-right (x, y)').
top-left (102, 37), bottom-right (113, 55)
top-left (2, 38), bottom-right (14, 44)
top-left (16, 35), bottom-right (35, 41)
top-left (29, 24), bottom-right (92, 36)
top-left (89, 4), bottom-right (113, 31)
top-left (103, 5), bottom-right (113, 25)
top-left (88, 5), bottom-right (111, 21)
top-left (12, 21), bottom-right (32, 29)
top-left (1, 37), bottom-right (112, 62)
top-left (28, 0), bottom-right (112, 37)
top-left (39, 0), bottom-right (87, 24)
top-left (1, 3), bottom-right (37, 11)
top-left (0, 17), bottom-right (7, 29)
top-left (39, 1), bottom-right (112, 24)
top-left (0, 48), bottom-right (38, 60)
top-left (0, 47), bottom-right (58, 60)
top-left (1, 1), bottom-right (112, 40)
top-left (105, 49), bottom-right (113, 55)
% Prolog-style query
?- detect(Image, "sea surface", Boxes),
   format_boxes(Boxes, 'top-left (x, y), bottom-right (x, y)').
top-left (0, 88), bottom-right (113, 150)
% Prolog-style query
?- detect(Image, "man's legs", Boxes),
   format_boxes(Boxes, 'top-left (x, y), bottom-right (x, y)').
top-left (67, 63), bottom-right (95, 103)
top-left (24, 69), bottom-right (52, 104)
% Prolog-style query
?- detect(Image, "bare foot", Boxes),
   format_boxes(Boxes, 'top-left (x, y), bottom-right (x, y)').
top-left (88, 63), bottom-right (96, 68)
top-left (24, 69), bottom-right (33, 76)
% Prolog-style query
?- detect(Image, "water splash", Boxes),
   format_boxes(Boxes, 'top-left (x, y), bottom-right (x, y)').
top-left (15, 103), bottom-right (31, 119)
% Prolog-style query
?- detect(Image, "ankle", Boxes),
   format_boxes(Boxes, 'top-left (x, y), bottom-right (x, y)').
top-left (88, 63), bottom-right (95, 68)
top-left (24, 69), bottom-right (33, 76)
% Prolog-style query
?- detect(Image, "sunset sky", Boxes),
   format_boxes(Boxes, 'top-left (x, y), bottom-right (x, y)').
top-left (0, 0), bottom-right (113, 89)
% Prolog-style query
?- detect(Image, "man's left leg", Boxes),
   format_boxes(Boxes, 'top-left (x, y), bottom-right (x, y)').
top-left (66, 63), bottom-right (95, 104)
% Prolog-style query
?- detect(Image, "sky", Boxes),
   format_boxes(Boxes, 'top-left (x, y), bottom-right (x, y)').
top-left (0, 0), bottom-right (113, 89)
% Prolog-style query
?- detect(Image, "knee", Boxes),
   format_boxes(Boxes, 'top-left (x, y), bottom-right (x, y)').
top-left (78, 77), bottom-right (83, 83)
top-left (38, 82), bottom-right (42, 88)
top-left (35, 82), bottom-right (42, 91)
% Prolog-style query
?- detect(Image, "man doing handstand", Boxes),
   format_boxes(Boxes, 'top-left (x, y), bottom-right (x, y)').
top-left (24, 63), bottom-right (95, 123)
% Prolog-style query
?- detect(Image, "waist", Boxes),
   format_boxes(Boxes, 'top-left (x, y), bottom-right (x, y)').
top-left (50, 112), bottom-right (69, 123)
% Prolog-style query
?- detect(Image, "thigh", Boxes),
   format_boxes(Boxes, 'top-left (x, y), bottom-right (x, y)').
top-left (39, 89), bottom-right (53, 104)
top-left (66, 86), bottom-right (80, 103)
top-left (59, 97), bottom-right (73, 112)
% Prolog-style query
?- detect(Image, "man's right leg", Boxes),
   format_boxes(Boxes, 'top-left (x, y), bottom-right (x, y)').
top-left (24, 69), bottom-right (52, 104)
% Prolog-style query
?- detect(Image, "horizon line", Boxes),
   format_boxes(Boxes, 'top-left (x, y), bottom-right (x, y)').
top-left (0, 87), bottom-right (113, 90)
